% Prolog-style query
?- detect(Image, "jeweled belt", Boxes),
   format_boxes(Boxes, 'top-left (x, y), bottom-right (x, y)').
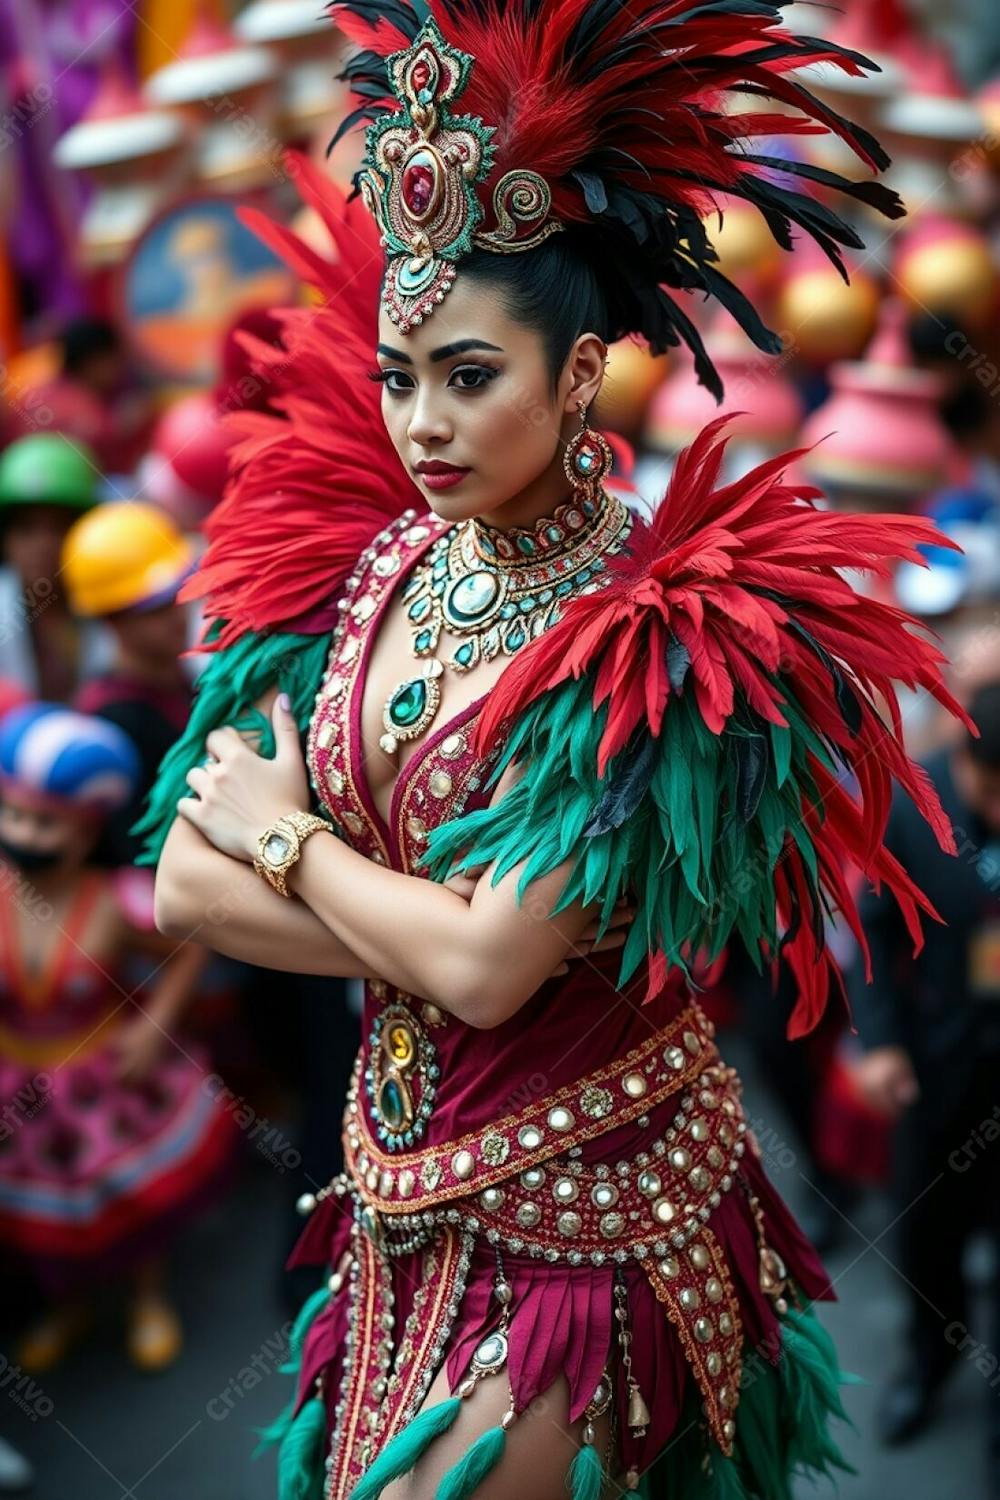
top-left (317, 1000), bottom-right (753, 1478)
top-left (342, 1001), bottom-right (748, 1260)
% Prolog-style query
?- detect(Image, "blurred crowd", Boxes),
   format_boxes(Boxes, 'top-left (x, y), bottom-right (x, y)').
top-left (2, 0), bottom-right (1000, 1495)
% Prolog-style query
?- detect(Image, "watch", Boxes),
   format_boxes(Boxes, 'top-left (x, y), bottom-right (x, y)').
top-left (254, 811), bottom-right (332, 897)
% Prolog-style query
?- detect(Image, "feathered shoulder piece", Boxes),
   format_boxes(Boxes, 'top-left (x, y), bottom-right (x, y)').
top-left (330, 0), bottom-right (904, 394)
top-left (133, 156), bottom-right (424, 864)
top-left (179, 154), bottom-right (423, 649)
top-left (424, 419), bottom-right (975, 1038)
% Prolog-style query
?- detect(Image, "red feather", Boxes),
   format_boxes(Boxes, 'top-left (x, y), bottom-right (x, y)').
top-left (179, 153), bottom-right (425, 650)
top-left (476, 416), bottom-right (975, 1036)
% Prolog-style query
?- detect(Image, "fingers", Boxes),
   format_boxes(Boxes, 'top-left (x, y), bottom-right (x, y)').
top-left (175, 792), bottom-right (204, 828)
top-left (549, 922), bottom-right (629, 979)
top-left (579, 900), bottom-right (634, 942)
top-left (185, 766), bottom-right (210, 797)
top-left (272, 691), bottom-right (304, 762)
top-left (205, 726), bottom-right (245, 760)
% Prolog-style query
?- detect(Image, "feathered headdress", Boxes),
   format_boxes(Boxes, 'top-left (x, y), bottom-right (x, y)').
top-left (331, 0), bottom-right (904, 393)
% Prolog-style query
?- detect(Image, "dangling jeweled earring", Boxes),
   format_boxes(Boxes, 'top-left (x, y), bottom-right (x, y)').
top-left (563, 398), bottom-right (613, 503)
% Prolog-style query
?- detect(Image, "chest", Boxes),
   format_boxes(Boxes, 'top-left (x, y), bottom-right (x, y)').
top-left (306, 514), bottom-right (497, 872)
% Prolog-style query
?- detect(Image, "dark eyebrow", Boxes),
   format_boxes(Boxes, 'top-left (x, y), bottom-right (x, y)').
top-left (376, 338), bottom-right (504, 365)
top-left (429, 339), bottom-right (504, 363)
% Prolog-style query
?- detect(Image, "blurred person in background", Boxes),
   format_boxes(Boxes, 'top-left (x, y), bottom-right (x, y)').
top-left (848, 679), bottom-right (1000, 1490)
top-left (3, 317), bottom-right (155, 479)
top-left (0, 433), bottom-right (112, 700)
top-left (0, 702), bottom-right (236, 1374)
top-left (62, 499), bottom-right (196, 867)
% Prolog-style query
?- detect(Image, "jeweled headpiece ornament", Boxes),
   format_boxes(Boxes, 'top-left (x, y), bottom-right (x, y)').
top-left (356, 18), bottom-right (561, 330)
top-left (330, 0), bottom-right (905, 394)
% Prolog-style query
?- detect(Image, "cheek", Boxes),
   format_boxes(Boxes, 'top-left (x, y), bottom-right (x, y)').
top-left (465, 385), bottom-right (559, 475)
top-left (380, 393), bottom-right (409, 456)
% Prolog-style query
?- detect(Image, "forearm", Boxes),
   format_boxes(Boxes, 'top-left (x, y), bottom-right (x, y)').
top-left (288, 827), bottom-right (584, 1025)
top-left (154, 816), bottom-right (377, 978)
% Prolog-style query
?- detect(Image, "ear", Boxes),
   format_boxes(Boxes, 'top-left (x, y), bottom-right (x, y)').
top-left (561, 331), bottom-right (608, 416)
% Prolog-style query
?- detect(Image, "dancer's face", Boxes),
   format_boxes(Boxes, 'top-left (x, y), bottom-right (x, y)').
top-left (375, 275), bottom-right (606, 524)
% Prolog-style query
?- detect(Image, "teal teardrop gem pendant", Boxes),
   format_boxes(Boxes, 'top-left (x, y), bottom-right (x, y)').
top-left (380, 664), bottom-right (442, 752)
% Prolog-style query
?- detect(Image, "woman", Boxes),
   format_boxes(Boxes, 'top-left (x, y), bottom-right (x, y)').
top-left (138, 3), bottom-right (971, 1496)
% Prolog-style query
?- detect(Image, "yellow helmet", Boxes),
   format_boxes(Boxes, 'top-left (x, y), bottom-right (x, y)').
top-left (62, 501), bottom-right (194, 617)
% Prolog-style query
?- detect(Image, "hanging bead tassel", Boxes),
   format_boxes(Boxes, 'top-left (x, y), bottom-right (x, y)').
top-left (347, 1397), bottom-right (464, 1500)
top-left (433, 1248), bottom-right (517, 1500)
top-left (614, 1275), bottom-right (649, 1440)
top-left (566, 1368), bottom-right (613, 1500)
top-left (747, 1189), bottom-right (792, 1315)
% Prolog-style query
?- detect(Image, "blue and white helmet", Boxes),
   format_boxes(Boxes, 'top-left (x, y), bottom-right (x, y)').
top-left (0, 701), bottom-right (140, 813)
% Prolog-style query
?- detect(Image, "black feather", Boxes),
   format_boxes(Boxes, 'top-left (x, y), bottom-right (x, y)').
top-left (735, 731), bottom-right (769, 821)
top-left (666, 634), bottom-right (691, 693)
top-left (584, 732), bottom-right (659, 837)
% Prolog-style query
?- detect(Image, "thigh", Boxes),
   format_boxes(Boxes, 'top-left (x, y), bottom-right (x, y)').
top-left (381, 1357), bottom-right (620, 1500)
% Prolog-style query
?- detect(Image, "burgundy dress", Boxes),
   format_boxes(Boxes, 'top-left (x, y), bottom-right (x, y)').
top-left (286, 511), bottom-right (838, 1496)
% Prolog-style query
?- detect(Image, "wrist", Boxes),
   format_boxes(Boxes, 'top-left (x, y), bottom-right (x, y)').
top-left (253, 810), bottom-right (332, 897)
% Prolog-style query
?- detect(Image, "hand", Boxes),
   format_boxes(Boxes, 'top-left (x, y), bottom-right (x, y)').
top-left (178, 693), bottom-right (310, 862)
top-left (552, 897), bottom-right (634, 976)
top-left (851, 1045), bottom-right (920, 1118)
top-left (111, 1013), bottom-right (166, 1083)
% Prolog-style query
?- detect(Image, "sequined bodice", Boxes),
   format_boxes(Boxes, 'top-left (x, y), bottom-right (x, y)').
top-left (306, 507), bottom-right (689, 1155)
top-left (307, 510), bottom-right (495, 875)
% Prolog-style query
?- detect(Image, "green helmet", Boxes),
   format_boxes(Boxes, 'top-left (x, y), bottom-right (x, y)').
top-left (0, 434), bottom-right (100, 511)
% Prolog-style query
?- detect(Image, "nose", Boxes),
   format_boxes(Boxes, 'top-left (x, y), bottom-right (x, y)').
top-left (407, 387), bottom-right (452, 449)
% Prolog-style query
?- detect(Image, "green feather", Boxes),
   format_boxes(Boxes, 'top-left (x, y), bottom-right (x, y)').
top-left (280, 1286), bottom-right (334, 1376)
top-left (253, 1284), bottom-right (330, 1456)
top-left (568, 1441), bottom-right (604, 1500)
top-left (130, 623), bottom-right (332, 865)
top-left (641, 1302), bottom-right (858, 1498)
top-left (276, 1394), bottom-right (326, 1500)
top-left (421, 672), bottom-right (839, 988)
top-left (347, 1397), bottom-right (463, 1500)
top-left (434, 1423), bottom-right (507, 1500)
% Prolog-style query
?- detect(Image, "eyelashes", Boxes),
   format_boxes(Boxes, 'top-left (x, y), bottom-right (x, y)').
top-left (367, 366), bottom-right (500, 393)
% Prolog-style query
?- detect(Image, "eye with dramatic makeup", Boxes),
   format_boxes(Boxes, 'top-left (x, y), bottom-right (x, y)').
top-left (367, 363), bottom-right (500, 394)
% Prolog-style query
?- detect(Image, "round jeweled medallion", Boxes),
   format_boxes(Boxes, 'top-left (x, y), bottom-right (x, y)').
top-left (443, 569), bottom-right (502, 627)
top-left (472, 1330), bottom-right (509, 1373)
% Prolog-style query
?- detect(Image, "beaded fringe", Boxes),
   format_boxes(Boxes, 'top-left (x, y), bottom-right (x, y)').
top-left (264, 1294), bottom-right (858, 1500)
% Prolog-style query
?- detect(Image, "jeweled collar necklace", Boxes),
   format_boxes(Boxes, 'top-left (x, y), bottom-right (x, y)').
top-left (380, 491), bottom-right (631, 754)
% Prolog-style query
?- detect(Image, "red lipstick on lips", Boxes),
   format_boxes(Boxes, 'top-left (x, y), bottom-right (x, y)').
top-left (415, 460), bottom-right (471, 491)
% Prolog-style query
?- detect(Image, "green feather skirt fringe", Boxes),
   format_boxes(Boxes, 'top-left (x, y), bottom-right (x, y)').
top-left (131, 623), bottom-right (332, 865)
top-left (253, 1283), bottom-right (331, 1500)
top-left (320, 1299), bottom-right (859, 1500)
top-left (644, 1300), bottom-right (863, 1500)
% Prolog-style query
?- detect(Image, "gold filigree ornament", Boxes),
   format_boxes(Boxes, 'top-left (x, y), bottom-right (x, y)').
top-left (357, 18), bottom-right (562, 332)
top-left (365, 1002), bottom-right (440, 1151)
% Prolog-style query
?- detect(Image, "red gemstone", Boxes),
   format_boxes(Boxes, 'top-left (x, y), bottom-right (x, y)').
top-left (411, 60), bottom-right (431, 91)
top-left (402, 153), bottom-right (437, 217)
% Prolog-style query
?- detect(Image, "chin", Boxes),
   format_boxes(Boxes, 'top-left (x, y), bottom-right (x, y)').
top-left (420, 483), bottom-right (490, 524)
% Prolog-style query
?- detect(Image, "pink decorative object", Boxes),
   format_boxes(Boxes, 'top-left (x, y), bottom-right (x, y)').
top-left (646, 314), bottom-right (802, 453)
top-left (800, 299), bottom-right (955, 503)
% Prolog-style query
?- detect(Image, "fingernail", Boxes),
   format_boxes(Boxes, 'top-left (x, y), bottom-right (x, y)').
top-left (278, 691), bottom-right (291, 711)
